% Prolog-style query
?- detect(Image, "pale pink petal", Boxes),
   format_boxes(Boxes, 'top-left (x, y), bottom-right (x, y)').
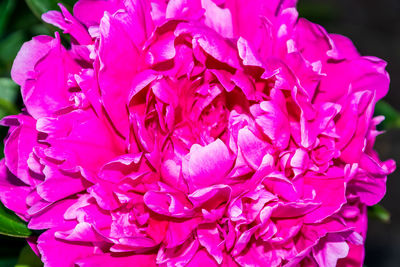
top-left (183, 139), bottom-right (234, 190)
top-left (201, 0), bottom-right (233, 38)
top-left (197, 223), bottom-right (224, 263)
top-left (312, 233), bottom-right (349, 267)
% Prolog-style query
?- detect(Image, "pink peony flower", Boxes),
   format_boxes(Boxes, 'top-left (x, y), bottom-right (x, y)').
top-left (0, 0), bottom-right (395, 266)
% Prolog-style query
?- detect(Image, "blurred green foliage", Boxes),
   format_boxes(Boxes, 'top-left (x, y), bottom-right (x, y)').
top-left (368, 204), bottom-right (391, 224)
top-left (25, 0), bottom-right (75, 19)
top-left (0, 0), bottom-right (50, 78)
top-left (375, 100), bottom-right (400, 130)
top-left (15, 245), bottom-right (43, 267)
top-left (0, 78), bottom-right (19, 119)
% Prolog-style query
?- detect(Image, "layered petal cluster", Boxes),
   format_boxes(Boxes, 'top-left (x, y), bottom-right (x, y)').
top-left (0, 0), bottom-right (395, 266)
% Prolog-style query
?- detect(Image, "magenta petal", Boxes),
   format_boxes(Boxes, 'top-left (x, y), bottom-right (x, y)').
top-left (0, 160), bottom-right (30, 217)
top-left (232, 226), bottom-right (259, 256)
top-left (190, 249), bottom-right (240, 266)
top-left (21, 34), bottom-right (80, 118)
top-left (263, 172), bottom-right (298, 202)
top-left (175, 23), bottom-right (241, 68)
top-left (348, 172), bottom-right (387, 206)
top-left (38, 228), bottom-right (94, 267)
top-left (312, 233), bottom-right (349, 267)
top-left (197, 224), bottom-right (224, 264)
top-left (55, 222), bottom-right (105, 243)
top-left (36, 170), bottom-right (87, 203)
top-left (144, 190), bottom-right (193, 218)
top-left (189, 249), bottom-right (220, 267)
top-left (303, 175), bottom-right (346, 223)
top-left (73, 0), bottom-right (123, 27)
top-left (76, 253), bottom-right (156, 267)
top-left (87, 182), bottom-right (120, 211)
top-left (1, 0), bottom-right (395, 266)
top-left (202, 0), bottom-right (233, 38)
top-left (4, 115), bottom-right (41, 186)
top-left (28, 198), bottom-right (77, 229)
top-left (98, 153), bottom-right (143, 183)
top-left (74, 69), bottom-right (103, 116)
top-left (254, 101), bottom-right (290, 149)
top-left (183, 139), bottom-right (234, 190)
top-left (188, 184), bottom-right (231, 208)
top-left (11, 35), bottom-right (53, 86)
top-left (98, 12), bottom-right (141, 136)
top-left (113, 236), bottom-right (157, 251)
top-left (226, 0), bottom-right (297, 47)
top-left (234, 239), bottom-right (284, 267)
top-left (337, 243), bottom-right (364, 267)
top-left (166, 217), bottom-right (201, 248)
top-left (237, 37), bottom-right (263, 67)
top-left (157, 238), bottom-right (199, 266)
top-left (123, 0), bottom-right (154, 47)
top-left (166, 0), bottom-right (203, 20)
top-left (272, 201), bottom-right (320, 218)
top-left (237, 127), bottom-right (270, 170)
top-left (329, 34), bottom-right (359, 59)
top-left (42, 5), bottom-right (92, 45)
top-left (46, 109), bottom-right (124, 172)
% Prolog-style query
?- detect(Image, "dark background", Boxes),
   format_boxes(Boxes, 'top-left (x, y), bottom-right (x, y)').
top-left (0, 0), bottom-right (399, 266)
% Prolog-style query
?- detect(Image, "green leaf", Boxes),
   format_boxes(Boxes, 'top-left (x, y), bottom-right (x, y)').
top-left (374, 100), bottom-right (400, 130)
top-left (25, 0), bottom-right (61, 19)
top-left (0, 0), bottom-right (16, 38)
top-left (367, 204), bottom-right (391, 223)
top-left (0, 30), bottom-right (26, 74)
top-left (25, 0), bottom-right (76, 19)
top-left (0, 257), bottom-right (18, 266)
top-left (0, 78), bottom-right (18, 102)
top-left (0, 78), bottom-right (19, 119)
top-left (16, 245), bottom-right (43, 267)
top-left (0, 202), bottom-right (32, 238)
